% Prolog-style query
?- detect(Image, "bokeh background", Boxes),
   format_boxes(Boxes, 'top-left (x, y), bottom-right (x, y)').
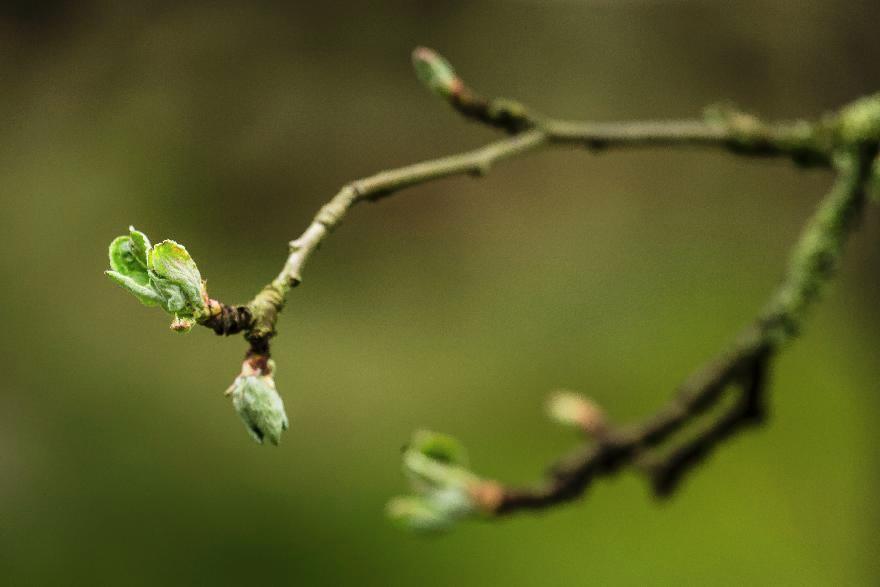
top-left (2, 0), bottom-right (880, 584)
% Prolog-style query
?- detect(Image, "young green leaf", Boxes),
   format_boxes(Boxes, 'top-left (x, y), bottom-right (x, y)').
top-left (408, 429), bottom-right (468, 466)
top-left (147, 240), bottom-right (206, 316)
top-left (386, 496), bottom-right (451, 533)
top-left (106, 228), bottom-right (209, 326)
top-left (127, 226), bottom-right (151, 268)
top-left (105, 270), bottom-right (162, 307)
top-left (148, 277), bottom-right (188, 314)
top-left (109, 235), bottom-right (150, 285)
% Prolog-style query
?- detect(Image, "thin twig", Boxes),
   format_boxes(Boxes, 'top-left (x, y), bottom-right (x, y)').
top-left (192, 48), bottom-right (878, 522)
top-left (202, 113), bottom-right (835, 348)
top-left (494, 143), bottom-right (877, 515)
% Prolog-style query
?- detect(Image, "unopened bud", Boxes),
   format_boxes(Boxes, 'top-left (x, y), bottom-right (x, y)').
top-left (227, 359), bottom-right (289, 446)
top-left (547, 390), bottom-right (608, 437)
top-left (411, 47), bottom-right (461, 98)
top-left (838, 93), bottom-right (880, 143)
top-left (169, 315), bottom-right (195, 333)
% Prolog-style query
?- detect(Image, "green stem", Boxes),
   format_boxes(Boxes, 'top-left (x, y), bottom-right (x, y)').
top-left (760, 144), bottom-right (879, 343)
top-left (235, 110), bottom-right (841, 344)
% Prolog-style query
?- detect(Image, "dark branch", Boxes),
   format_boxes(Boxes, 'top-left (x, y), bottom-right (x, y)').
top-left (201, 299), bottom-right (253, 336)
top-left (492, 142), bottom-right (878, 516)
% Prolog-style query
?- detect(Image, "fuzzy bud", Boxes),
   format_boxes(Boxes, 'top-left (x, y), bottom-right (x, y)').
top-left (838, 94), bottom-right (880, 144)
top-left (226, 360), bottom-right (289, 446)
top-left (411, 47), bottom-right (461, 98)
top-left (547, 390), bottom-right (608, 437)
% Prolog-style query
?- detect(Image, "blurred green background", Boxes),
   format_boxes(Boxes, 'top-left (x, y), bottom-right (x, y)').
top-left (2, 0), bottom-right (880, 584)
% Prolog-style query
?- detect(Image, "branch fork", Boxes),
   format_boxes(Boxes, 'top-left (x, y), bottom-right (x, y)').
top-left (106, 47), bottom-right (880, 531)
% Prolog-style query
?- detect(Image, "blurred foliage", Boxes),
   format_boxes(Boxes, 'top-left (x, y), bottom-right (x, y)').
top-left (2, 0), bottom-right (880, 585)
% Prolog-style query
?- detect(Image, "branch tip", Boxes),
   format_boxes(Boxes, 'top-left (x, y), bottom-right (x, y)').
top-left (105, 54), bottom-right (880, 518)
top-left (547, 390), bottom-right (609, 438)
top-left (411, 46), bottom-right (460, 99)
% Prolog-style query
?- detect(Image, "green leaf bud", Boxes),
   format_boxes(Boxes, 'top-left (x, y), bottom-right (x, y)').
top-left (390, 430), bottom-right (486, 532)
top-left (227, 361), bottom-right (289, 446)
top-left (547, 390), bottom-right (608, 436)
top-left (838, 94), bottom-right (880, 143)
top-left (105, 228), bottom-right (209, 326)
top-left (147, 240), bottom-right (207, 318)
top-left (411, 47), bottom-right (460, 98)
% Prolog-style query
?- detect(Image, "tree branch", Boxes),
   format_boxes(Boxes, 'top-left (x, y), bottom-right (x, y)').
top-left (488, 141), bottom-right (878, 516)
top-left (109, 46), bottom-right (880, 521)
top-left (201, 86), bottom-right (843, 359)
